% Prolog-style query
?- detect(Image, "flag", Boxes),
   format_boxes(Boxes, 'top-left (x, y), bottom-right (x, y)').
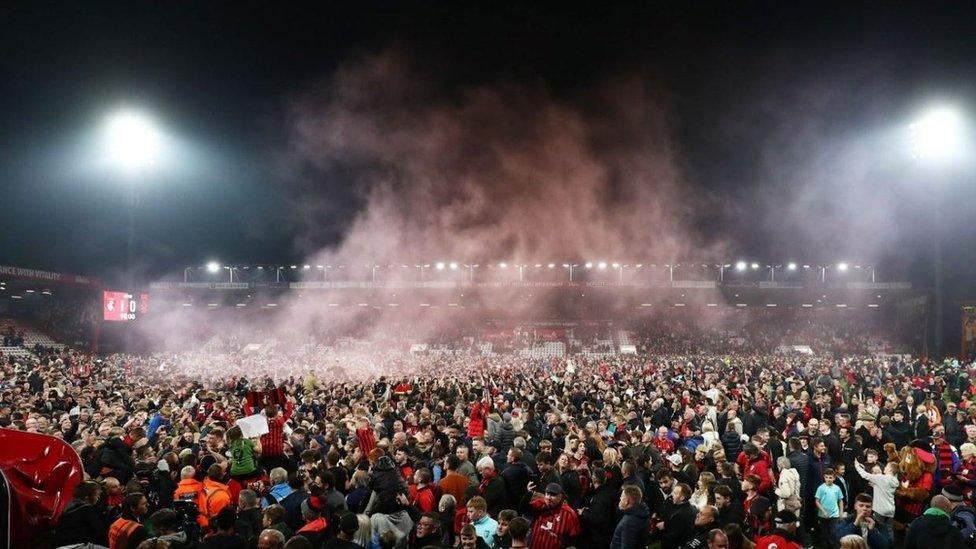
top-left (246, 386), bottom-right (286, 408)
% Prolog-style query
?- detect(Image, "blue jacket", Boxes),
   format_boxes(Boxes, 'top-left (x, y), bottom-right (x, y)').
top-left (146, 412), bottom-right (170, 442)
top-left (612, 503), bottom-right (650, 549)
top-left (262, 482), bottom-right (294, 508)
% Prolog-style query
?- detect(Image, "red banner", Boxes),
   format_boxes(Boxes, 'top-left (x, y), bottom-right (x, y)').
top-left (246, 387), bottom-right (287, 408)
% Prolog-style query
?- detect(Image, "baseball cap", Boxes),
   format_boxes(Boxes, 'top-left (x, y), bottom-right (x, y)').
top-left (774, 510), bottom-right (799, 524)
top-left (544, 482), bottom-right (564, 495)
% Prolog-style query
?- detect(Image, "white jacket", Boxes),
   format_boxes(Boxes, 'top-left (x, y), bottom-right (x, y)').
top-left (774, 467), bottom-right (801, 511)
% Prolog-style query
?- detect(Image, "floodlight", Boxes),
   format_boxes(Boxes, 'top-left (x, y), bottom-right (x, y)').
top-left (585, 262), bottom-right (593, 269)
top-left (206, 261), bottom-right (220, 273)
top-left (787, 263), bottom-right (797, 270)
top-left (735, 261), bottom-right (747, 271)
top-left (449, 262), bottom-right (458, 270)
top-left (910, 106), bottom-right (966, 161)
top-left (612, 263), bottom-right (620, 268)
top-left (598, 262), bottom-right (607, 269)
top-left (750, 262), bottom-right (759, 270)
top-left (837, 262), bottom-right (848, 271)
top-left (499, 262), bottom-right (508, 269)
top-left (104, 110), bottom-right (161, 172)
top-left (435, 262), bottom-right (445, 270)
top-left (548, 263), bottom-right (555, 268)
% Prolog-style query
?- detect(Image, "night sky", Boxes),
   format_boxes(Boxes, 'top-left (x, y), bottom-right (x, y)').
top-left (1, 2), bottom-right (974, 295)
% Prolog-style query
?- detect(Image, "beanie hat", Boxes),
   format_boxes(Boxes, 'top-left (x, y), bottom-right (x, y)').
top-left (301, 495), bottom-right (325, 517)
top-left (943, 485), bottom-right (964, 502)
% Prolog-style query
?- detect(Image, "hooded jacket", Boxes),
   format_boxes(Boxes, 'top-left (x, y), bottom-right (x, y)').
top-left (368, 456), bottom-right (409, 514)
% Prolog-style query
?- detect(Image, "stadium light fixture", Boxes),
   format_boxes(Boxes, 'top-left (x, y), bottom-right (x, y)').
top-left (598, 262), bottom-right (607, 269)
top-left (499, 262), bottom-right (508, 269)
top-left (787, 262), bottom-right (797, 271)
top-left (735, 261), bottom-right (747, 271)
top-left (449, 262), bottom-right (458, 270)
top-left (837, 262), bottom-right (849, 271)
top-left (750, 262), bottom-right (759, 270)
top-left (103, 109), bottom-right (161, 173)
top-left (435, 262), bottom-right (445, 270)
top-left (548, 263), bottom-right (555, 268)
top-left (910, 106), bottom-right (967, 161)
top-left (206, 261), bottom-right (220, 273)
top-left (612, 262), bottom-right (620, 269)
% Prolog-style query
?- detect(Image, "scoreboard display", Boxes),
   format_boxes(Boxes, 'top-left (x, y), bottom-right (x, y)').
top-left (103, 291), bottom-right (149, 322)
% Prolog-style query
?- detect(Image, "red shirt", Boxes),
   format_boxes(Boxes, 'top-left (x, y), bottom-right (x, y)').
top-left (356, 427), bottom-right (377, 455)
top-left (410, 485), bottom-right (437, 513)
top-left (756, 532), bottom-right (801, 549)
top-left (652, 437), bottom-right (675, 455)
top-left (746, 458), bottom-right (774, 494)
top-left (525, 498), bottom-right (581, 549)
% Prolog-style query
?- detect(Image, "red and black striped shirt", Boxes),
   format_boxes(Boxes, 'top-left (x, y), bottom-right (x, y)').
top-left (525, 499), bottom-right (581, 549)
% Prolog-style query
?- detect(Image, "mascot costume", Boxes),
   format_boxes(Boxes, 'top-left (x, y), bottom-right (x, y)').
top-left (888, 440), bottom-right (936, 528)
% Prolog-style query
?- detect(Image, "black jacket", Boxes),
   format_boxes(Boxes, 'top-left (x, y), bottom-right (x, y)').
top-left (491, 421), bottom-right (517, 454)
top-left (662, 501), bottom-right (698, 549)
top-left (717, 503), bottom-right (744, 529)
top-left (559, 469), bottom-right (583, 508)
top-left (500, 461), bottom-right (533, 509)
top-left (904, 511), bottom-right (967, 549)
top-left (97, 437), bottom-right (135, 482)
top-left (368, 456), bottom-right (409, 514)
top-left (53, 499), bottom-right (109, 547)
top-left (236, 507), bottom-right (263, 546)
top-left (722, 430), bottom-right (743, 462)
top-left (580, 484), bottom-right (619, 549)
top-left (612, 502), bottom-right (651, 549)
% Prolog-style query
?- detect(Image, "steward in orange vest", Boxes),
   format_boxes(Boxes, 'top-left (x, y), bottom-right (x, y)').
top-left (108, 493), bottom-right (149, 549)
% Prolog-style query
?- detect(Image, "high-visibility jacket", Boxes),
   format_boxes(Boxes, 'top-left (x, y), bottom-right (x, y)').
top-left (174, 477), bottom-right (208, 528)
top-left (203, 479), bottom-right (232, 520)
top-left (107, 518), bottom-right (141, 549)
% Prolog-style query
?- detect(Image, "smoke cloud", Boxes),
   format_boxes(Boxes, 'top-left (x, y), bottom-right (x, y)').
top-left (285, 51), bottom-right (720, 266)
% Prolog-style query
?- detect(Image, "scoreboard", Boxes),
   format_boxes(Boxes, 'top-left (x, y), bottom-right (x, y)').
top-left (103, 291), bottom-right (149, 322)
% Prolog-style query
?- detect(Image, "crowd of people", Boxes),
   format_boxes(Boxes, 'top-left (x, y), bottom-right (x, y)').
top-left (1, 316), bottom-right (975, 549)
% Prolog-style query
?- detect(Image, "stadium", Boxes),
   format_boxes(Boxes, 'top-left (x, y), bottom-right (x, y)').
top-left (2, 4), bottom-right (976, 549)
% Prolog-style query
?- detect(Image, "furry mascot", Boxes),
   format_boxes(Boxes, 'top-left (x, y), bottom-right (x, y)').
top-left (888, 441), bottom-right (936, 528)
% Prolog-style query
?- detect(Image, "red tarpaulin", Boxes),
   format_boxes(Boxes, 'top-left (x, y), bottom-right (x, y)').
top-left (0, 428), bottom-right (84, 547)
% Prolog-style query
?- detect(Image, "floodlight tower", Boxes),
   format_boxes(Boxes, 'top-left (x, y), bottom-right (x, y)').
top-left (910, 105), bottom-right (967, 358)
top-left (103, 110), bottom-right (161, 288)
